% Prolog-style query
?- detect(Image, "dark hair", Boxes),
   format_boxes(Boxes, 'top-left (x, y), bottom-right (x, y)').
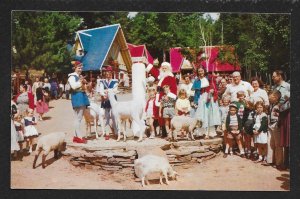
top-left (269, 89), bottom-right (282, 99)
top-left (250, 77), bottom-right (264, 88)
top-left (197, 67), bottom-right (207, 76)
top-left (274, 70), bottom-right (285, 80)
top-left (20, 84), bottom-right (28, 91)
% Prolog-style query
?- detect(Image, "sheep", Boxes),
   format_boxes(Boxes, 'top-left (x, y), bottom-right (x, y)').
top-left (83, 102), bottom-right (105, 139)
top-left (33, 132), bottom-right (66, 169)
top-left (134, 154), bottom-right (179, 187)
top-left (171, 115), bottom-right (201, 141)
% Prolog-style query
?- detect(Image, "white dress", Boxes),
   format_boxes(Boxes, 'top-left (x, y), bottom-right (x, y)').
top-left (23, 116), bottom-right (39, 137)
top-left (11, 119), bottom-right (20, 151)
top-left (194, 77), bottom-right (221, 137)
top-left (253, 113), bottom-right (268, 144)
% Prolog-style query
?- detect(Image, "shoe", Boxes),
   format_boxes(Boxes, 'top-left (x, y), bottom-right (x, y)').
top-left (73, 136), bottom-right (87, 144)
top-left (223, 153), bottom-right (228, 158)
top-left (149, 135), bottom-right (155, 139)
top-left (261, 161), bottom-right (270, 166)
top-left (254, 159), bottom-right (262, 163)
top-left (240, 154), bottom-right (245, 158)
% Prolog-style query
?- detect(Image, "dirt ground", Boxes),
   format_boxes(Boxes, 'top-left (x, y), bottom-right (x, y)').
top-left (11, 98), bottom-right (290, 191)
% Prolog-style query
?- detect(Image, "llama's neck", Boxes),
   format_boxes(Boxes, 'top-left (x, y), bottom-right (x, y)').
top-left (108, 93), bottom-right (117, 106)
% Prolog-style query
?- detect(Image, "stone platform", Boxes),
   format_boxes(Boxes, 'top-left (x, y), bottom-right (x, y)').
top-left (62, 137), bottom-right (223, 173)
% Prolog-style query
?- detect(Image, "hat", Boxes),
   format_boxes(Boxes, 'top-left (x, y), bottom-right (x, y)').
top-left (71, 61), bottom-right (82, 68)
top-left (161, 62), bottom-right (172, 71)
top-left (229, 103), bottom-right (238, 110)
top-left (103, 65), bottom-right (113, 71)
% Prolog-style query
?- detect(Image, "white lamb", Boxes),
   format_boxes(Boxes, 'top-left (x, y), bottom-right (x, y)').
top-left (33, 132), bottom-right (66, 169)
top-left (134, 154), bottom-right (179, 187)
top-left (171, 115), bottom-right (201, 141)
top-left (83, 102), bottom-right (105, 139)
top-left (107, 63), bottom-right (147, 142)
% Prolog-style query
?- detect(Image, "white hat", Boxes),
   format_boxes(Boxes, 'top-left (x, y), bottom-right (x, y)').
top-left (161, 62), bottom-right (172, 72)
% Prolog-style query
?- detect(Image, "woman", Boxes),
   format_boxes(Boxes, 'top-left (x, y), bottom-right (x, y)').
top-left (194, 68), bottom-right (221, 139)
top-left (35, 82), bottom-right (49, 121)
top-left (15, 84), bottom-right (34, 117)
top-left (249, 77), bottom-right (269, 108)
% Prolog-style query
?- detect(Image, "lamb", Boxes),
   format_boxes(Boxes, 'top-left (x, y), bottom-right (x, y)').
top-left (134, 154), bottom-right (179, 187)
top-left (83, 102), bottom-right (105, 139)
top-left (33, 132), bottom-right (66, 169)
top-left (171, 115), bottom-right (201, 141)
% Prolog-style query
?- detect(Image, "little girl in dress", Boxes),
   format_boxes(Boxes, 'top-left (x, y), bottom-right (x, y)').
top-left (23, 108), bottom-right (39, 153)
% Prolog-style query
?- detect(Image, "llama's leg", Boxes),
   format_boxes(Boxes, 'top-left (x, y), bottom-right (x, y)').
top-left (94, 117), bottom-right (99, 139)
top-left (122, 120), bottom-right (127, 142)
top-left (99, 116), bottom-right (106, 137)
top-left (116, 118), bottom-right (122, 142)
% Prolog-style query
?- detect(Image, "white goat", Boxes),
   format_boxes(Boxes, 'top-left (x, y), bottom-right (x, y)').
top-left (83, 102), bottom-right (105, 139)
top-left (134, 154), bottom-right (179, 187)
top-left (171, 115), bottom-right (201, 141)
top-left (33, 132), bottom-right (66, 169)
top-left (107, 63), bottom-right (147, 142)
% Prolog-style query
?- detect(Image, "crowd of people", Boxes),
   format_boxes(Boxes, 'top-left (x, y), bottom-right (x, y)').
top-left (11, 60), bottom-right (290, 171)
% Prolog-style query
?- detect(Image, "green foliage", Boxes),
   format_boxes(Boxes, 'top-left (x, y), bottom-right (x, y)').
top-left (12, 12), bottom-right (82, 73)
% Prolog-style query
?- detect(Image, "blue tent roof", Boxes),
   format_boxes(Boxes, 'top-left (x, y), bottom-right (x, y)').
top-left (75, 24), bottom-right (120, 71)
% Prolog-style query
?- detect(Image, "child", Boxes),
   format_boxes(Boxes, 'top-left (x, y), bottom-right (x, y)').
top-left (175, 89), bottom-right (191, 116)
top-left (224, 103), bottom-right (244, 158)
top-left (243, 100), bottom-right (255, 159)
top-left (159, 85), bottom-right (176, 141)
top-left (14, 115), bottom-right (25, 151)
top-left (145, 87), bottom-right (159, 139)
top-left (267, 90), bottom-right (284, 169)
top-left (23, 108), bottom-right (39, 153)
top-left (218, 96), bottom-right (230, 134)
top-left (253, 101), bottom-right (268, 164)
top-left (233, 91), bottom-right (247, 118)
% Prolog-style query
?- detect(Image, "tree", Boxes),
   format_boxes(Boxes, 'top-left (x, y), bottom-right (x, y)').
top-left (12, 12), bottom-right (82, 74)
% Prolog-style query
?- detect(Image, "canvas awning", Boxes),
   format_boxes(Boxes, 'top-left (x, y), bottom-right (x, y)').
top-left (128, 43), bottom-right (154, 64)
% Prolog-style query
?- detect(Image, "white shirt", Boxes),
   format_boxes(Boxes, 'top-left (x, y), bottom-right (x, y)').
top-left (250, 88), bottom-right (269, 106)
top-left (67, 72), bottom-right (81, 90)
top-left (223, 80), bottom-right (254, 102)
top-left (180, 83), bottom-right (193, 97)
top-left (99, 79), bottom-right (119, 96)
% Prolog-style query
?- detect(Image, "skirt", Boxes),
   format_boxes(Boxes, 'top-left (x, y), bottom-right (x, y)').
top-left (24, 125), bottom-right (39, 137)
top-left (36, 99), bottom-right (49, 114)
top-left (254, 131), bottom-right (268, 144)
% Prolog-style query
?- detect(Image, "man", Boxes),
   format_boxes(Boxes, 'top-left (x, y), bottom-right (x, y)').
top-left (68, 61), bottom-right (90, 144)
top-left (218, 78), bottom-right (228, 99)
top-left (32, 77), bottom-right (41, 104)
top-left (146, 61), bottom-right (177, 138)
top-left (272, 70), bottom-right (290, 169)
top-left (99, 66), bottom-right (118, 138)
top-left (222, 71), bottom-right (254, 102)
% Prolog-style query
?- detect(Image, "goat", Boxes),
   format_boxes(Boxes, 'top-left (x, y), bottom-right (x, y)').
top-left (134, 154), bottom-right (179, 187)
top-left (83, 102), bottom-right (106, 139)
top-left (171, 115), bottom-right (201, 141)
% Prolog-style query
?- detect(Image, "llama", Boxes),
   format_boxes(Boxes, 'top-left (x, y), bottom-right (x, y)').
top-left (107, 63), bottom-right (147, 142)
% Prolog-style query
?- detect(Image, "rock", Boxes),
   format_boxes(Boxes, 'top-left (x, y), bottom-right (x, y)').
top-left (70, 160), bottom-right (81, 166)
top-left (121, 163), bottom-right (135, 168)
top-left (136, 147), bottom-right (168, 159)
top-left (172, 140), bottom-right (200, 148)
top-left (202, 153), bottom-right (216, 161)
top-left (165, 146), bottom-right (206, 156)
top-left (192, 151), bottom-right (215, 158)
top-left (177, 155), bottom-right (192, 162)
top-left (199, 138), bottom-right (223, 146)
top-left (108, 157), bottom-right (118, 163)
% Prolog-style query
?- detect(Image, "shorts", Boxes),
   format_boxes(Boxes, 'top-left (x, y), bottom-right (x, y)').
top-left (163, 107), bottom-right (175, 118)
top-left (227, 125), bottom-right (242, 140)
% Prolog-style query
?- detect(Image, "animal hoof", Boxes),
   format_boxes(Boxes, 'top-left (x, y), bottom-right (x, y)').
top-left (137, 139), bottom-right (143, 142)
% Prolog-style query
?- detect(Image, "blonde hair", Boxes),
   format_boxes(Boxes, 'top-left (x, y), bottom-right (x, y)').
top-left (178, 89), bottom-right (187, 98)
